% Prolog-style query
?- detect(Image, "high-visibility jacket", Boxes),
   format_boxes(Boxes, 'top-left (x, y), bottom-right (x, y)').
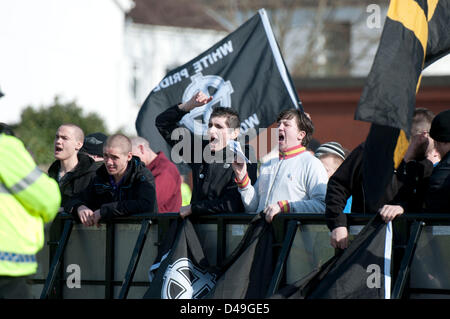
top-left (0, 133), bottom-right (61, 276)
top-left (181, 183), bottom-right (192, 207)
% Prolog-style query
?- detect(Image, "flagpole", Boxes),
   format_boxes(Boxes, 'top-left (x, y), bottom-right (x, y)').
top-left (384, 221), bottom-right (393, 299)
top-left (258, 8), bottom-right (299, 109)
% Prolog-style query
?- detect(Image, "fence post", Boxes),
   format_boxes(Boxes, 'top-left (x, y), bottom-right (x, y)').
top-left (117, 219), bottom-right (152, 299)
top-left (391, 220), bottom-right (425, 299)
top-left (266, 220), bottom-right (299, 297)
top-left (104, 222), bottom-right (115, 299)
top-left (40, 219), bottom-right (73, 299)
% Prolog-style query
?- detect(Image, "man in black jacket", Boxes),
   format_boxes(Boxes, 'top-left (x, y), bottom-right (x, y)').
top-left (156, 91), bottom-right (257, 218)
top-left (68, 134), bottom-right (158, 227)
top-left (380, 109), bottom-right (450, 216)
top-left (326, 108), bottom-right (439, 249)
top-left (424, 110), bottom-right (450, 212)
top-left (48, 124), bottom-right (98, 207)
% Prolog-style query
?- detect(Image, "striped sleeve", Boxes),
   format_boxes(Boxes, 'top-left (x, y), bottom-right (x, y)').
top-left (235, 173), bottom-right (250, 189)
top-left (277, 200), bottom-right (290, 213)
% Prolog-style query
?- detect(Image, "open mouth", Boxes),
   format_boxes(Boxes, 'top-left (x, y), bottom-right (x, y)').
top-left (55, 146), bottom-right (63, 154)
top-left (278, 133), bottom-right (285, 143)
top-left (210, 136), bottom-right (219, 144)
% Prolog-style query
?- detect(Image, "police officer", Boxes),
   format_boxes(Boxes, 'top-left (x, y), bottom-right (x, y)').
top-left (0, 123), bottom-right (61, 298)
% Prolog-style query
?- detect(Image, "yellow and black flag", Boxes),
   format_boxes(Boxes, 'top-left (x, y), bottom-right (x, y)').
top-left (270, 214), bottom-right (393, 299)
top-left (355, 0), bottom-right (450, 211)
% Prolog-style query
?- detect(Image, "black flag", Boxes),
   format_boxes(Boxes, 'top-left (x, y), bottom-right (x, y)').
top-left (354, 0), bottom-right (450, 211)
top-left (355, 0), bottom-right (450, 135)
top-left (135, 9), bottom-right (300, 160)
top-left (143, 217), bottom-right (217, 299)
top-left (206, 213), bottom-right (274, 299)
top-left (143, 213), bottom-right (275, 299)
top-left (271, 214), bottom-right (393, 299)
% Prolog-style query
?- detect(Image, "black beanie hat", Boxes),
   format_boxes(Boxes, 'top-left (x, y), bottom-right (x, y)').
top-left (80, 132), bottom-right (108, 157)
top-left (430, 109), bottom-right (450, 143)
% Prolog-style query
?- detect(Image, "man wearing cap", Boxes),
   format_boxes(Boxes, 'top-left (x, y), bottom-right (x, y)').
top-left (377, 109), bottom-right (450, 220)
top-left (314, 141), bottom-right (347, 178)
top-left (80, 132), bottom-right (108, 162)
top-left (315, 141), bottom-right (353, 213)
top-left (423, 109), bottom-right (450, 212)
top-left (327, 108), bottom-right (441, 249)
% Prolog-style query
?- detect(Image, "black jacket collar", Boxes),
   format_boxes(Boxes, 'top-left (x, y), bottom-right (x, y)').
top-left (48, 152), bottom-right (96, 182)
top-left (96, 156), bottom-right (144, 186)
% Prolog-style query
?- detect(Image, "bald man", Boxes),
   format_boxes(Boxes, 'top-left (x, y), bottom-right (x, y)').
top-left (48, 124), bottom-right (98, 207)
top-left (131, 136), bottom-right (182, 213)
top-left (67, 134), bottom-right (158, 227)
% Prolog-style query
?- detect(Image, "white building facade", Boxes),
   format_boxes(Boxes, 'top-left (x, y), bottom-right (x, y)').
top-left (125, 23), bottom-right (227, 117)
top-left (0, 0), bottom-right (135, 133)
top-left (0, 0), bottom-right (226, 135)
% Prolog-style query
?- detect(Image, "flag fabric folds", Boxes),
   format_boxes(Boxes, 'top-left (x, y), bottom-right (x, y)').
top-left (354, 0), bottom-right (450, 212)
top-left (143, 218), bottom-right (216, 299)
top-left (143, 213), bottom-right (274, 299)
top-left (424, 0), bottom-right (450, 68)
top-left (135, 9), bottom-right (300, 159)
top-left (206, 213), bottom-right (274, 299)
top-left (355, 0), bottom-right (450, 134)
top-left (271, 214), bottom-right (393, 299)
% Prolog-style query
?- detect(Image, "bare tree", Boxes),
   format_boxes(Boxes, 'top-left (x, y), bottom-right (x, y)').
top-left (198, 0), bottom-right (388, 77)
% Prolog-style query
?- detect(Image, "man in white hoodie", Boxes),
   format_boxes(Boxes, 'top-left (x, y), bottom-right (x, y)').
top-left (232, 108), bottom-right (328, 223)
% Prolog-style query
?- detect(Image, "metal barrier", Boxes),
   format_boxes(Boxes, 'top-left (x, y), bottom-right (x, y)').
top-left (34, 212), bottom-right (450, 299)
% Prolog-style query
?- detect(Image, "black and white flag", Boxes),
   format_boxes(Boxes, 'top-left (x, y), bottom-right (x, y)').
top-left (207, 213), bottom-right (274, 299)
top-left (271, 214), bottom-right (393, 299)
top-left (143, 213), bottom-right (275, 299)
top-left (135, 9), bottom-right (301, 159)
top-left (143, 218), bottom-right (216, 299)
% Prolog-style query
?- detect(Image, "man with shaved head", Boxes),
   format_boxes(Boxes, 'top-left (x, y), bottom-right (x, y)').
top-left (131, 136), bottom-right (182, 213)
top-left (48, 124), bottom-right (98, 207)
top-left (68, 134), bottom-right (158, 227)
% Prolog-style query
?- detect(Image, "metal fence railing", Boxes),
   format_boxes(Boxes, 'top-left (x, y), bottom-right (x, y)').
top-left (33, 212), bottom-right (450, 299)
